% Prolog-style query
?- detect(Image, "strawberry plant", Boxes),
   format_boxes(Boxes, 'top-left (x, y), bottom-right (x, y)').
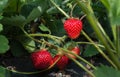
top-left (0, 0), bottom-right (120, 77)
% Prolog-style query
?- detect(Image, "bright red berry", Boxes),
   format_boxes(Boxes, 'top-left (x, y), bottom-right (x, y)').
top-left (68, 47), bottom-right (80, 59)
top-left (64, 18), bottom-right (83, 39)
top-left (53, 55), bottom-right (69, 70)
top-left (31, 49), bottom-right (52, 69)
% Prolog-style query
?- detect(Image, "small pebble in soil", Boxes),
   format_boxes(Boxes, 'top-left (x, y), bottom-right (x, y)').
top-left (6, 66), bottom-right (16, 70)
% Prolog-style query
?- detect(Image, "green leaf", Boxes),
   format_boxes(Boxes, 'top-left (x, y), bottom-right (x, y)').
top-left (93, 65), bottom-right (120, 77)
top-left (21, 0), bottom-right (49, 18)
top-left (24, 40), bottom-right (36, 53)
top-left (49, 49), bottom-right (58, 57)
top-left (0, 66), bottom-right (6, 77)
top-left (20, 3), bottom-right (37, 17)
top-left (51, 20), bottom-right (66, 36)
top-left (101, 0), bottom-right (120, 25)
top-left (44, 18), bottom-right (65, 36)
top-left (0, 16), bottom-right (3, 20)
top-left (64, 41), bottom-right (77, 50)
top-left (18, 35), bottom-right (36, 53)
top-left (0, 24), bottom-right (3, 32)
top-left (36, 0), bottom-right (49, 12)
top-left (3, 0), bottom-right (24, 15)
top-left (53, 0), bottom-right (63, 4)
top-left (26, 6), bottom-right (42, 23)
top-left (39, 23), bottom-right (51, 34)
top-left (47, 7), bottom-right (59, 14)
top-left (110, 0), bottom-right (120, 26)
top-left (0, 35), bottom-right (9, 54)
top-left (0, 66), bottom-right (11, 77)
top-left (25, 0), bottom-right (49, 23)
top-left (0, 0), bottom-right (8, 13)
top-left (1, 15), bottom-right (26, 27)
top-left (100, 0), bottom-right (110, 11)
top-left (83, 45), bottom-right (99, 57)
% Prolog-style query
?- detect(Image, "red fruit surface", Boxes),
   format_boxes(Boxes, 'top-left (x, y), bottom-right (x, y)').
top-left (64, 18), bottom-right (83, 39)
top-left (53, 55), bottom-right (69, 70)
top-left (68, 47), bottom-right (80, 59)
top-left (31, 49), bottom-right (52, 69)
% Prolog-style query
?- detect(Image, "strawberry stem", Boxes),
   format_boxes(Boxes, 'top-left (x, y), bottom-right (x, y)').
top-left (116, 26), bottom-right (120, 56)
top-left (4, 67), bottom-right (51, 75)
top-left (50, 0), bottom-right (70, 19)
top-left (29, 33), bottom-right (65, 44)
top-left (48, 56), bottom-right (61, 69)
top-left (77, 42), bottom-right (105, 49)
top-left (70, 3), bottom-right (77, 17)
top-left (68, 56), bottom-right (96, 77)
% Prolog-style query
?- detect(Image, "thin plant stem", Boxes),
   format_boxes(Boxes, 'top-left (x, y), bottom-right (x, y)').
top-left (70, 3), bottom-right (77, 17)
top-left (29, 34), bottom-right (63, 40)
top-left (29, 33), bottom-right (64, 43)
top-left (80, 14), bottom-right (86, 20)
top-left (112, 26), bottom-right (116, 42)
top-left (68, 56), bottom-right (96, 77)
top-left (116, 26), bottom-right (120, 56)
top-left (97, 22), bottom-right (115, 50)
top-left (77, 42), bottom-right (105, 48)
top-left (81, 30), bottom-right (117, 69)
top-left (50, 0), bottom-right (70, 18)
top-left (5, 56), bottom-right (61, 75)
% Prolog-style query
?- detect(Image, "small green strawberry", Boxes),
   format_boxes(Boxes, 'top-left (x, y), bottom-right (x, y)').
top-left (64, 18), bottom-right (83, 39)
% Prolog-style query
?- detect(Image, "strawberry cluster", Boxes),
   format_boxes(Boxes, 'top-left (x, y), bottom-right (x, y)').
top-left (30, 18), bottom-right (82, 70)
top-left (31, 47), bottom-right (80, 70)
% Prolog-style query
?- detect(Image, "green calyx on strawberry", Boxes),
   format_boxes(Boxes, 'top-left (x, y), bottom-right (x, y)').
top-left (31, 49), bottom-right (53, 69)
top-left (52, 55), bottom-right (69, 70)
top-left (64, 18), bottom-right (83, 39)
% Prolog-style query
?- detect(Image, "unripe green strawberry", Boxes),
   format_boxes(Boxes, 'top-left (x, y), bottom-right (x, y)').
top-left (53, 55), bottom-right (69, 70)
top-left (64, 18), bottom-right (83, 39)
top-left (31, 49), bottom-right (52, 69)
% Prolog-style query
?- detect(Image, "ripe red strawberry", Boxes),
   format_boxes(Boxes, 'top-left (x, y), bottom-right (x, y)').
top-left (31, 49), bottom-right (52, 69)
top-left (53, 55), bottom-right (69, 70)
top-left (64, 18), bottom-right (83, 39)
top-left (68, 46), bottom-right (80, 59)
